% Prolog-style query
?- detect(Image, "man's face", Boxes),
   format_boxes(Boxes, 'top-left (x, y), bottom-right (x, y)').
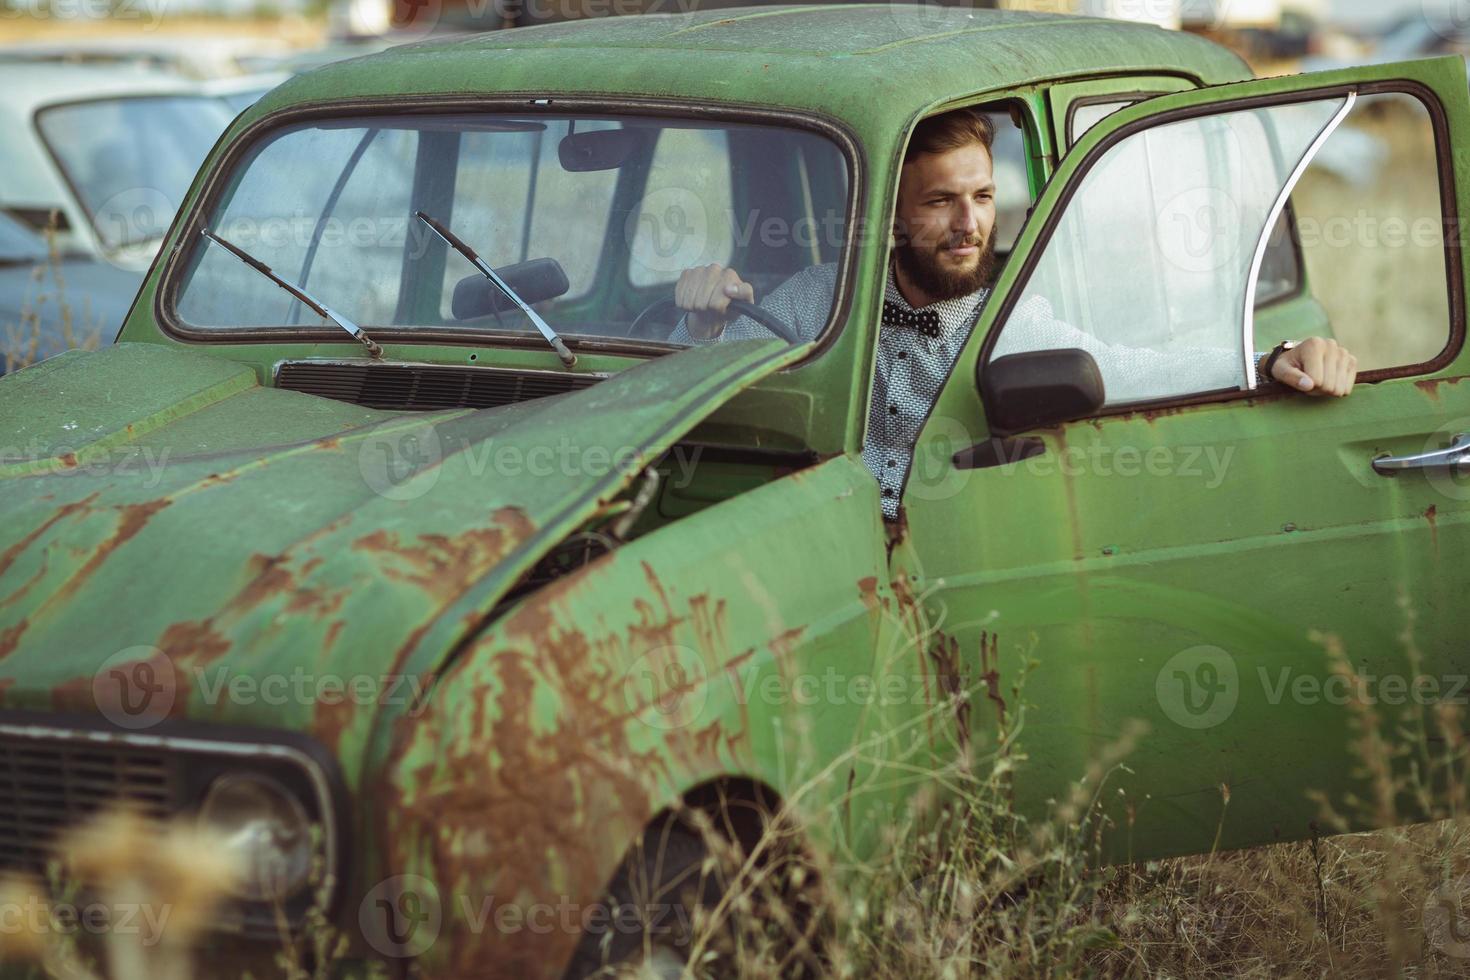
top-left (893, 142), bottom-right (997, 302)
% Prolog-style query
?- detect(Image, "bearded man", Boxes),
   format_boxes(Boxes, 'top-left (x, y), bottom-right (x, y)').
top-left (670, 107), bottom-right (1358, 520)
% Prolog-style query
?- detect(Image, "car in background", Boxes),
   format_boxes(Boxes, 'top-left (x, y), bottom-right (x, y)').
top-left (0, 35), bottom-right (294, 80)
top-left (1301, 11), bottom-right (1470, 72)
top-left (0, 64), bottom-right (236, 272)
top-left (0, 211), bottom-right (137, 374)
top-left (201, 71), bottom-right (295, 114)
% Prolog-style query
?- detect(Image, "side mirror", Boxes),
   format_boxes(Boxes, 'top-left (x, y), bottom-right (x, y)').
top-left (979, 348), bottom-right (1105, 435)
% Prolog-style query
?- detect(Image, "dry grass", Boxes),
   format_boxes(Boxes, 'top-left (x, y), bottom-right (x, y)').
top-left (2, 219), bottom-right (106, 374)
top-left (670, 610), bottom-right (1470, 980)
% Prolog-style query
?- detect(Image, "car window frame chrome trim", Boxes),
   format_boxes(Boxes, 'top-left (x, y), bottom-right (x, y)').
top-left (1243, 90), bottom-right (1356, 388)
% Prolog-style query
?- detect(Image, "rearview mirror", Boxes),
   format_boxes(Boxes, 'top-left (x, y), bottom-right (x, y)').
top-left (980, 348), bottom-right (1105, 435)
top-left (451, 258), bottom-right (571, 320)
top-left (558, 129), bottom-right (644, 171)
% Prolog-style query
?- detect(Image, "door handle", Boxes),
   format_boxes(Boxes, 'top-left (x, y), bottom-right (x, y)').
top-left (1373, 432), bottom-right (1470, 474)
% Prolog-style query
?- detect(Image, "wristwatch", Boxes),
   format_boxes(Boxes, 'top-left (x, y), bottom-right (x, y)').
top-left (1258, 340), bottom-right (1300, 383)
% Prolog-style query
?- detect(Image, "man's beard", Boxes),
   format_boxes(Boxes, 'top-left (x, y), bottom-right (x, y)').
top-left (894, 227), bottom-right (997, 303)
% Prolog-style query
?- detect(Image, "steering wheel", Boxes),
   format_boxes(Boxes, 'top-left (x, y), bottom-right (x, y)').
top-left (626, 296), bottom-right (802, 345)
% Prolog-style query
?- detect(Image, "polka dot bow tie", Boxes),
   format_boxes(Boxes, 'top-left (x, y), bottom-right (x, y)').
top-left (882, 300), bottom-right (941, 338)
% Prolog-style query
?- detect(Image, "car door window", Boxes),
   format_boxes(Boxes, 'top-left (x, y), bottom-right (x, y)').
top-left (989, 91), bottom-right (1452, 409)
top-left (1069, 99), bottom-right (1134, 146)
top-left (1260, 93), bottom-right (1449, 370)
top-left (984, 106), bottom-right (1032, 255)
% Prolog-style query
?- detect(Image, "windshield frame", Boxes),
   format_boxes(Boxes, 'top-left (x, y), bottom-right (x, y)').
top-left (154, 94), bottom-right (865, 361)
top-left (33, 92), bottom-right (234, 254)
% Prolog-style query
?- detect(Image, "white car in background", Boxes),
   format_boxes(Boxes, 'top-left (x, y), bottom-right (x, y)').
top-left (0, 64), bottom-right (236, 271)
top-left (0, 35), bottom-right (294, 80)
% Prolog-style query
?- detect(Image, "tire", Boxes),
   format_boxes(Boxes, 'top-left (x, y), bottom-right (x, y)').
top-left (561, 820), bottom-right (730, 980)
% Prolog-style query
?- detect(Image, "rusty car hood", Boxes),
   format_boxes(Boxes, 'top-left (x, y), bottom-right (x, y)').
top-left (0, 338), bottom-right (804, 775)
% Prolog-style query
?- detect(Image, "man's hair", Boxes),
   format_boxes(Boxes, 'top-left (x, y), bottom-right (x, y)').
top-left (903, 107), bottom-right (995, 165)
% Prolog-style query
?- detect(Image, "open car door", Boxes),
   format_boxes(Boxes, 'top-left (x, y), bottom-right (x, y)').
top-left (904, 56), bottom-right (1470, 860)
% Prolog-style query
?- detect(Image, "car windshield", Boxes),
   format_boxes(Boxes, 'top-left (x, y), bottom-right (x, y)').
top-left (0, 212), bottom-right (47, 265)
top-left (171, 112), bottom-right (852, 349)
top-left (36, 95), bottom-right (235, 252)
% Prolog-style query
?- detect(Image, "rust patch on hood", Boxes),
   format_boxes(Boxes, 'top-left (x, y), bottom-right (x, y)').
top-left (158, 619), bottom-right (233, 665)
top-left (353, 507), bottom-right (536, 603)
top-left (0, 493), bottom-right (98, 581)
top-left (51, 500), bottom-right (172, 608)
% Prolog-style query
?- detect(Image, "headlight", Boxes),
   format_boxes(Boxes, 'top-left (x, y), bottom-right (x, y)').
top-left (199, 772), bottom-right (314, 901)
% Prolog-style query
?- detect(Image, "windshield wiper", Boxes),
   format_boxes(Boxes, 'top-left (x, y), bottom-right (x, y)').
top-left (414, 210), bottom-right (576, 369)
top-left (201, 229), bottom-right (383, 359)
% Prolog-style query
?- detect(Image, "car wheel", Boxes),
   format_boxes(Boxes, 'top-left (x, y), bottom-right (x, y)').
top-left (560, 819), bottom-right (730, 980)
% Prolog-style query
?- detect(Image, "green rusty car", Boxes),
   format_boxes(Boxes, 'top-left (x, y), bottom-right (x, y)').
top-left (2, 4), bottom-right (1469, 976)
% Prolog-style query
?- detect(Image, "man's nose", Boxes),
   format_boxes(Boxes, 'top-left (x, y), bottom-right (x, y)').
top-left (953, 199), bottom-right (981, 235)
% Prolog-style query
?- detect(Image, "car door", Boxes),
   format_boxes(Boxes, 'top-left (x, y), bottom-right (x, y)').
top-left (898, 57), bottom-right (1470, 862)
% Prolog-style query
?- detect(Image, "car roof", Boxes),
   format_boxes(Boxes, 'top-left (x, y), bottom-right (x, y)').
top-left (0, 63), bottom-right (206, 115)
top-left (257, 4), bottom-right (1250, 133)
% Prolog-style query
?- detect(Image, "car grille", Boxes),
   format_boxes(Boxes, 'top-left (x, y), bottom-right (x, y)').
top-left (275, 360), bottom-right (604, 411)
top-left (0, 737), bottom-right (181, 871)
top-left (0, 716), bottom-right (343, 939)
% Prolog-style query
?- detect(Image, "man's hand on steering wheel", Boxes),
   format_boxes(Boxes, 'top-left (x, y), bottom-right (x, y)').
top-left (675, 264), bottom-right (755, 340)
